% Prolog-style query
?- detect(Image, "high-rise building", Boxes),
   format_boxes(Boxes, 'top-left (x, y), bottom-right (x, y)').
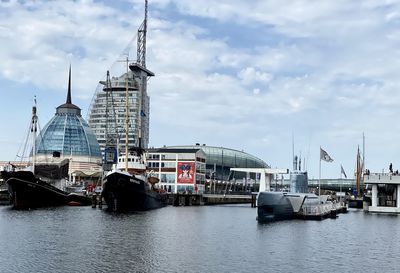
top-left (87, 0), bottom-right (153, 170)
top-left (87, 64), bottom-right (153, 153)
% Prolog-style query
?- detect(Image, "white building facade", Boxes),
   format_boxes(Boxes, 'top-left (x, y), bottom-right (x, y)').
top-left (147, 148), bottom-right (206, 194)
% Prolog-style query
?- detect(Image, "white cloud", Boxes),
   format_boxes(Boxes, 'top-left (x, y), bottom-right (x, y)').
top-left (238, 67), bottom-right (272, 85)
top-left (2, 0), bottom-right (400, 177)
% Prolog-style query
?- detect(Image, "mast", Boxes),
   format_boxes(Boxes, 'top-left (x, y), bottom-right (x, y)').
top-left (362, 132), bottom-right (365, 186)
top-left (292, 134), bottom-right (295, 171)
top-left (105, 71), bottom-right (110, 148)
top-left (356, 146), bottom-right (361, 197)
top-left (124, 57), bottom-right (129, 172)
top-left (31, 97), bottom-right (38, 174)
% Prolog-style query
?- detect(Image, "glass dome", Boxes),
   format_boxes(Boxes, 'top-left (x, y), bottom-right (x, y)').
top-left (36, 66), bottom-right (101, 159)
top-left (37, 114), bottom-right (101, 158)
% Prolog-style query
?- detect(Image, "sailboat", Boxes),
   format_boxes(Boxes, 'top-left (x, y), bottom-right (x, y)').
top-left (348, 146), bottom-right (364, 208)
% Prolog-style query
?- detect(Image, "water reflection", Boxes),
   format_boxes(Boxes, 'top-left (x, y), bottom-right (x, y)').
top-left (1, 206), bottom-right (400, 272)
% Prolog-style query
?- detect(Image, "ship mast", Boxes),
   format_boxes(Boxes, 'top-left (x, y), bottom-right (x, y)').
top-left (356, 146), bottom-right (361, 197)
top-left (124, 57), bottom-right (129, 172)
top-left (31, 96), bottom-right (38, 174)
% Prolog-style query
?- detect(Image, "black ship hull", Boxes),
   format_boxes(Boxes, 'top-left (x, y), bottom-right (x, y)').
top-left (257, 192), bottom-right (294, 222)
top-left (102, 171), bottom-right (167, 212)
top-left (348, 197), bottom-right (363, 209)
top-left (2, 171), bottom-right (91, 209)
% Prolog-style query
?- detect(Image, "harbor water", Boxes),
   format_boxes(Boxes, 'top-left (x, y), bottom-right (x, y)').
top-left (0, 205), bottom-right (399, 273)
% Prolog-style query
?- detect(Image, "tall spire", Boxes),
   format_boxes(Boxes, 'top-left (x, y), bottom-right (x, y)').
top-left (67, 64), bottom-right (72, 104)
top-left (56, 64), bottom-right (81, 116)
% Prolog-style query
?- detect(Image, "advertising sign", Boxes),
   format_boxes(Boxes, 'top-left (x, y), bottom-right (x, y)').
top-left (177, 162), bottom-right (195, 184)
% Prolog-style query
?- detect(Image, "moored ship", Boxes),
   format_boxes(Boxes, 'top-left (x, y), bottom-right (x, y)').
top-left (4, 68), bottom-right (93, 209)
top-left (256, 154), bottom-right (346, 222)
top-left (101, 150), bottom-right (168, 212)
top-left (2, 170), bottom-right (91, 209)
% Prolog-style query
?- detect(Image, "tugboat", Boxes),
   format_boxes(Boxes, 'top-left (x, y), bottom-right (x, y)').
top-left (101, 147), bottom-right (168, 212)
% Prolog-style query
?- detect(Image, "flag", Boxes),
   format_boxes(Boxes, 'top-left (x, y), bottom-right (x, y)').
top-left (320, 147), bottom-right (333, 162)
top-left (140, 110), bottom-right (146, 117)
top-left (341, 165), bottom-right (347, 178)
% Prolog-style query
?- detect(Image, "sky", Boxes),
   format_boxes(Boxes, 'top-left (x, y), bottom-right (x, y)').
top-left (1, 0), bottom-right (400, 179)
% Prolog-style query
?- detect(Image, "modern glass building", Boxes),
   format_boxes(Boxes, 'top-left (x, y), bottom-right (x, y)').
top-left (37, 109), bottom-right (101, 159)
top-left (35, 67), bottom-right (102, 180)
top-left (87, 63), bottom-right (153, 159)
top-left (162, 144), bottom-right (269, 181)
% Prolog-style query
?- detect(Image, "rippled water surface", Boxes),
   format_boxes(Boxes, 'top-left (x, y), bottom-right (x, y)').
top-left (0, 205), bottom-right (399, 273)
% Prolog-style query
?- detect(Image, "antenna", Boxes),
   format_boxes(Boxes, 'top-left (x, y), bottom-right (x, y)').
top-left (292, 133), bottom-right (295, 171)
top-left (137, 0), bottom-right (148, 68)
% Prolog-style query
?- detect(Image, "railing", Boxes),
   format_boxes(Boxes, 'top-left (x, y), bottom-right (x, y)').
top-left (302, 203), bottom-right (335, 216)
top-left (365, 173), bottom-right (400, 183)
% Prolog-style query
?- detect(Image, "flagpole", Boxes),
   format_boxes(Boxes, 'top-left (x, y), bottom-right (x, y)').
top-left (319, 146), bottom-right (321, 202)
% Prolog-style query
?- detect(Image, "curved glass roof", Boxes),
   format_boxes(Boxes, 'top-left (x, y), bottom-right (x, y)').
top-left (165, 145), bottom-right (269, 168)
top-left (36, 114), bottom-right (101, 158)
top-left (36, 66), bottom-right (101, 159)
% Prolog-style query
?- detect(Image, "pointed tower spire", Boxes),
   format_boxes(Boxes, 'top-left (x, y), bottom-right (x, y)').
top-left (56, 64), bottom-right (81, 116)
top-left (67, 64), bottom-right (72, 104)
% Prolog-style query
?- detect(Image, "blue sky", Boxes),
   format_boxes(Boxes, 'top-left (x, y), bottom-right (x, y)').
top-left (1, 0), bottom-right (400, 178)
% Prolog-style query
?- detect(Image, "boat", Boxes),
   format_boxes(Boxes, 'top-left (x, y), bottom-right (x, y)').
top-left (0, 177), bottom-right (9, 205)
top-left (256, 154), bottom-right (346, 222)
top-left (64, 185), bottom-right (93, 206)
top-left (348, 146), bottom-right (364, 208)
top-left (257, 191), bottom-right (294, 222)
top-left (1, 170), bottom-right (91, 209)
top-left (101, 2), bottom-right (167, 212)
top-left (4, 79), bottom-right (92, 209)
top-left (101, 147), bottom-right (168, 212)
top-left (257, 191), bottom-right (339, 222)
